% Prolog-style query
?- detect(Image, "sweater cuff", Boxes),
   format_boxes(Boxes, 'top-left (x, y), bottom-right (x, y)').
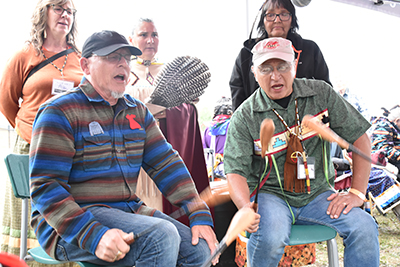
top-left (188, 209), bottom-right (214, 228)
top-left (80, 222), bottom-right (110, 255)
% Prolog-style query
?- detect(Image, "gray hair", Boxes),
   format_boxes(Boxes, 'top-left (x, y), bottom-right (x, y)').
top-left (131, 18), bottom-right (154, 36)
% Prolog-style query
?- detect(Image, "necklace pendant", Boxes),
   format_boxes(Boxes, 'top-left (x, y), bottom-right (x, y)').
top-left (143, 60), bottom-right (151, 67)
top-left (146, 72), bottom-right (154, 85)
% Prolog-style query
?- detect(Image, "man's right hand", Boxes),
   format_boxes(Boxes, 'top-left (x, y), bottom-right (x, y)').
top-left (95, 229), bottom-right (133, 262)
top-left (242, 203), bottom-right (261, 233)
top-left (227, 174), bottom-right (261, 233)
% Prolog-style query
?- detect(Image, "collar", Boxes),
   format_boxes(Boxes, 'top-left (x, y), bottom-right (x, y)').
top-left (135, 57), bottom-right (163, 66)
top-left (79, 77), bottom-right (137, 108)
top-left (41, 45), bottom-right (72, 52)
top-left (253, 78), bottom-right (317, 113)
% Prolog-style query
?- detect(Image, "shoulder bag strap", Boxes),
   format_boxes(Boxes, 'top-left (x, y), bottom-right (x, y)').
top-left (22, 48), bottom-right (75, 87)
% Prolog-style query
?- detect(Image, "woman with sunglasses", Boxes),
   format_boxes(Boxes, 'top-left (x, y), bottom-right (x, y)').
top-left (0, 1), bottom-right (82, 264)
top-left (230, 0), bottom-right (331, 111)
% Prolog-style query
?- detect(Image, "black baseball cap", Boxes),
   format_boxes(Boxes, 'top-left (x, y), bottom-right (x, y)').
top-left (82, 30), bottom-right (142, 58)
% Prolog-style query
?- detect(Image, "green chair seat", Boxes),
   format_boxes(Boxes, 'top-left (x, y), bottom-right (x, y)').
top-left (28, 246), bottom-right (131, 267)
top-left (240, 224), bottom-right (340, 267)
top-left (289, 224), bottom-right (337, 246)
top-left (289, 224), bottom-right (339, 267)
top-left (28, 247), bottom-right (68, 264)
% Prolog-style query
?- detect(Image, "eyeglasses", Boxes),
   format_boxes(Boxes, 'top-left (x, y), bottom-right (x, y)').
top-left (257, 63), bottom-right (292, 75)
top-left (50, 4), bottom-right (77, 16)
top-left (94, 52), bottom-right (133, 64)
top-left (265, 13), bottom-right (291, 22)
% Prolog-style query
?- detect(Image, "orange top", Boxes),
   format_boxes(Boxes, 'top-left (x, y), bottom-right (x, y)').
top-left (0, 44), bottom-right (83, 143)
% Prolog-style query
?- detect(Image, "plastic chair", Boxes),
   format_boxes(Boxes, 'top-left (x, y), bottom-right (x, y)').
top-left (290, 224), bottom-right (339, 267)
top-left (236, 223), bottom-right (340, 267)
top-left (4, 153), bottom-right (129, 267)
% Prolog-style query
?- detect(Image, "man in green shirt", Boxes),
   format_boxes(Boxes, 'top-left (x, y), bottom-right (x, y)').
top-left (224, 37), bottom-right (379, 267)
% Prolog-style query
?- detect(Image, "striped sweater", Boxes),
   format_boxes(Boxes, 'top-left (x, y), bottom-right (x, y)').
top-left (29, 78), bottom-right (212, 258)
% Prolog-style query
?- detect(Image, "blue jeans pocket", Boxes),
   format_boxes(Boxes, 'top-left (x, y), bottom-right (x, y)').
top-left (55, 243), bottom-right (70, 261)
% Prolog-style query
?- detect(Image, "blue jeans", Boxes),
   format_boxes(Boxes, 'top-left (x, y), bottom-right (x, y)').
top-left (54, 206), bottom-right (210, 266)
top-left (247, 191), bottom-right (379, 267)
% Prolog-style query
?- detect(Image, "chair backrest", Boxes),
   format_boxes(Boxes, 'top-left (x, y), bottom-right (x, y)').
top-left (4, 154), bottom-right (30, 199)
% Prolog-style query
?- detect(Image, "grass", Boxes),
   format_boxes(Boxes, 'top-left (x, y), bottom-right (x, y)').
top-left (309, 211), bottom-right (400, 267)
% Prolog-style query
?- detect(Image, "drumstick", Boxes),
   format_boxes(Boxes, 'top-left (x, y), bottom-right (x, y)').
top-left (254, 119), bottom-right (275, 212)
top-left (200, 207), bottom-right (256, 267)
top-left (128, 185), bottom-right (229, 246)
top-left (169, 184), bottom-right (230, 219)
top-left (301, 115), bottom-right (372, 163)
top-left (260, 119), bottom-right (275, 158)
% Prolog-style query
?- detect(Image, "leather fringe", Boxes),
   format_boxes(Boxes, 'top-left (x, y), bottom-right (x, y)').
top-left (284, 134), bottom-right (305, 193)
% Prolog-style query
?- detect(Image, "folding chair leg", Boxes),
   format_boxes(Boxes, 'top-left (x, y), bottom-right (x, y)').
top-left (393, 204), bottom-right (400, 223)
top-left (327, 238), bottom-right (339, 267)
top-left (20, 198), bottom-right (28, 259)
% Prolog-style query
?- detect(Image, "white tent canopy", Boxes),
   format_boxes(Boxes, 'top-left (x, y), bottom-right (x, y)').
top-left (330, 0), bottom-right (400, 17)
top-left (0, 0), bottom-right (399, 129)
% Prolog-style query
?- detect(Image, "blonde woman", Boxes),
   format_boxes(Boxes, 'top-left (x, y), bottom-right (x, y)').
top-left (0, 0), bottom-right (82, 264)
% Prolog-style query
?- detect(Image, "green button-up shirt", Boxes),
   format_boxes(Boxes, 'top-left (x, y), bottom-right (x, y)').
top-left (224, 78), bottom-right (370, 207)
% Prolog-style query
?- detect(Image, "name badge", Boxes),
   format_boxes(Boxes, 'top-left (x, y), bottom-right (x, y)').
top-left (89, 121), bottom-right (104, 136)
top-left (52, 79), bottom-right (74, 95)
top-left (297, 156), bottom-right (315, 179)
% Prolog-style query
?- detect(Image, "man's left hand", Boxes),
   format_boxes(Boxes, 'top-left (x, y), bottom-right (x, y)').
top-left (191, 225), bottom-right (219, 266)
top-left (326, 191), bottom-right (364, 219)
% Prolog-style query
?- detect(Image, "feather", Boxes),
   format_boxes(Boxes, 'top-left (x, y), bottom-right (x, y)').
top-left (148, 56), bottom-right (211, 108)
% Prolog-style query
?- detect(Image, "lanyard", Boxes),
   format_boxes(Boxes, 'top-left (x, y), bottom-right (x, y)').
top-left (272, 99), bottom-right (308, 155)
top-left (272, 99), bottom-right (312, 194)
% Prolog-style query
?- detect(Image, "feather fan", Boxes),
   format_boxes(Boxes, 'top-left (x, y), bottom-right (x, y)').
top-left (148, 56), bottom-right (211, 108)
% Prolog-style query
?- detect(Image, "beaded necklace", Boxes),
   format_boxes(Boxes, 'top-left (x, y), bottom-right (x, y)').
top-left (135, 57), bottom-right (163, 85)
top-left (41, 47), bottom-right (69, 77)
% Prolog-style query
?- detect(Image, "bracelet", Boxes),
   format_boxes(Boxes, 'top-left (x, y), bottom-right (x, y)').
top-left (349, 188), bottom-right (367, 202)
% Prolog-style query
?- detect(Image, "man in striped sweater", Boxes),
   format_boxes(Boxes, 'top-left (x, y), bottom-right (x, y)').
top-left (29, 30), bottom-right (218, 266)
